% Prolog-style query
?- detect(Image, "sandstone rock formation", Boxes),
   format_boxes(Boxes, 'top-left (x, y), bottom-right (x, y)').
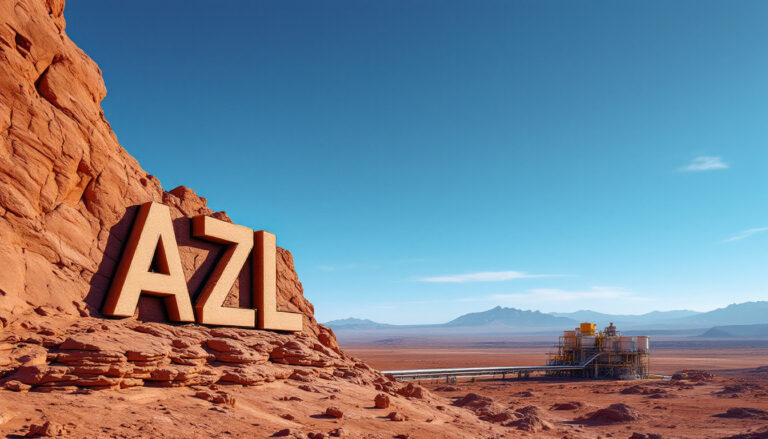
top-left (0, 0), bottom-right (346, 390)
top-left (0, 0), bottom-right (338, 341)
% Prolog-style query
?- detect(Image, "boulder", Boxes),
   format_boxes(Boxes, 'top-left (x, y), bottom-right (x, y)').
top-left (325, 407), bottom-right (343, 419)
top-left (26, 421), bottom-right (63, 437)
top-left (580, 403), bottom-right (640, 424)
top-left (374, 393), bottom-right (390, 408)
top-left (387, 411), bottom-right (407, 422)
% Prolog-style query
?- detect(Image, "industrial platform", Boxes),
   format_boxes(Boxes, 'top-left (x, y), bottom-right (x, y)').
top-left (382, 322), bottom-right (650, 381)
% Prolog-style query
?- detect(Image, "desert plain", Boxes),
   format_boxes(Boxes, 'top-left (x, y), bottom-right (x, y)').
top-left (2, 336), bottom-right (767, 438)
top-left (345, 337), bottom-right (768, 439)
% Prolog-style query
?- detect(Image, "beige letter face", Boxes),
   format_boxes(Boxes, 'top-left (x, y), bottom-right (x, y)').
top-left (254, 231), bottom-right (302, 332)
top-left (103, 202), bottom-right (194, 322)
top-left (192, 215), bottom-right (255, 327)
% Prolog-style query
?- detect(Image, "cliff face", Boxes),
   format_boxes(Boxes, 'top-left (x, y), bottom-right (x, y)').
top-left (0, 0), bottom-right (333, 341)
top-left (0, 0), bottom-right (350, 388)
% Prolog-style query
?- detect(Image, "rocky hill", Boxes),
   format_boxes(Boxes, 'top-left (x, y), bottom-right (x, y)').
top-left (699, 324), bottom-right (768, 339)
top-left (0, 1), bottom-right (509, 437)
top-left (443, 306), bottom-right (575, 328)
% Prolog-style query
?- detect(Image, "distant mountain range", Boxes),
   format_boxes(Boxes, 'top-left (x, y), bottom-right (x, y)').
top-left (322, 317), bottom-right (395, 330)
top-left (444, 306), bottom-right (574, 327)
top-left (674, 302), bottom-right (768, 326)
top-left (550, 309), bottom-right (701, 323)
top-left (324, 301), bottom-right (768, 335)
top-left (699, 323), bottom-right (768, 338)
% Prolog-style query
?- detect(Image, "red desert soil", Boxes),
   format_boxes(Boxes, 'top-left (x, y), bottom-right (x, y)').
top-left (0, 379), bottom-right (512, 438)
top-left (345, 342), bottom-right (768, 438)
top-left (420, 373), bottom-right (768, 439)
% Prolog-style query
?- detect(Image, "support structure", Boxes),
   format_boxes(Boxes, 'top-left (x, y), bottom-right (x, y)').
top-left (383, 323), bottom-right (650, 381)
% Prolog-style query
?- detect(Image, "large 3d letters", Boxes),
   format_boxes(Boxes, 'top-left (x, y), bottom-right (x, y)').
top-left (102, 202), bottom-right (302, 331)
top-left (255, 231), bottom-right (303, 331)
top-left (192, 215), bottom-right (255, 327)
top-left (102, 202), bottom-right (195, 322)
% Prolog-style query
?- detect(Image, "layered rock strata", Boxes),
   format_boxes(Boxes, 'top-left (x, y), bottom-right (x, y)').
top-left (1, 317), bottom-right (409, 395)
top-left (0, 0), bottom-right (367, 394)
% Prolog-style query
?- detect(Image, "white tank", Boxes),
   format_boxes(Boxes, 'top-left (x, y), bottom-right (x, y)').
top-left (602, 338), bottom-right (616, 352)
top-left (580, 336), bottom-right (596, 348)
top-left (636, 336), bottom-right (650, 353)
top-left (618, 336), bottom-right (636, 352)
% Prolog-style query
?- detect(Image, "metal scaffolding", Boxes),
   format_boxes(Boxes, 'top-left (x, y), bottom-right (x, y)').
top-left (546, 322), bottom-right (650, 379)
top-left (382, 322), bottom-right (650, 382)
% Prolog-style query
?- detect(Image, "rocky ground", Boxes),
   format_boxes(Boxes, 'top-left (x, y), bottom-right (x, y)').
top-left (1, 369), bottom-right (511, 438)
top-left (416, 370), bottom-right (768, 439)
top-left (345, 344), bottom-right (768, 439)
top-left (4, 355), bottom-right (768, 438)
top-left (0, 315), bottom-right (511, 438)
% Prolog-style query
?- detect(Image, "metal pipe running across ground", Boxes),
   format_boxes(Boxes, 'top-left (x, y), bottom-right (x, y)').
top-left (382, 353), bottom-right (601, 381)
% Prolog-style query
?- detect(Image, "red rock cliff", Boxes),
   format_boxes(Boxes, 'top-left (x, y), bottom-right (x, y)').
top-left (0, 0), bottom-right (335, 344)
top-left (0, 0), bottom-right (357, 390)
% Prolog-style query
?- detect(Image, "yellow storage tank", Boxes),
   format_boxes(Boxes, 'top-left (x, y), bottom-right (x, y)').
top-left (580, 322), bottom-right (596, 336)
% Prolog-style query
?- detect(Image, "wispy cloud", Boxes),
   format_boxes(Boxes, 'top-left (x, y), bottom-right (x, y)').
top-left (679, 156), bottom-right (728, 172)
top-left (723, 227), bottom-right (768, 243)
top-left (488, 286), bottom-right (642, 302)
top-left (418, 270), bottom-right (560, 283)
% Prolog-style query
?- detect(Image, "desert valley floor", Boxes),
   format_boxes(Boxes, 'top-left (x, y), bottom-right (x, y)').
top-left (345, 338), bottom-right (768, 439)
top-left (3, 338), bottom-right (768, 439)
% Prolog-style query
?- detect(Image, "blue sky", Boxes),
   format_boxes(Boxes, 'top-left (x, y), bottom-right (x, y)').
top-left (65, 1), bottom-right (768, 324)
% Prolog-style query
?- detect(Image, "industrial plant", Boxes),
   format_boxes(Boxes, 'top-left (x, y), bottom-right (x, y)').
top-left (547, 322), bottom-right (650, 379)
top-left (385, 322), bottom-right (650, 381)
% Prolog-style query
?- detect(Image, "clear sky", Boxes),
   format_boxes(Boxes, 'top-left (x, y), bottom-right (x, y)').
top-left (64, 1), bottom-right (768, 324)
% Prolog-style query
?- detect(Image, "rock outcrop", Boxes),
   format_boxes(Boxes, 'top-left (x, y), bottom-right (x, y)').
top-left (579, 403), bottom-right (641, 424)
top-left (0, 0), bottom-right (348, 391)
top-left (0, 0), bottom-right (336, 340)
top-left (1, 317), bottom-right (380, 391)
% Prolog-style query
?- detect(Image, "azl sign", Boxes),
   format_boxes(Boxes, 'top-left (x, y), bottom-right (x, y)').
top-left (102, 202), bottom-right (302, 331)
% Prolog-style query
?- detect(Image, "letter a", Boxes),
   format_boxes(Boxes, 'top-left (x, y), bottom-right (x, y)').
top-left (192, 215), bottom-right (255, 327)
top-left (102, 202), bottom-right (194, 322)
top-left (254, 231), bottom-right (302, 331)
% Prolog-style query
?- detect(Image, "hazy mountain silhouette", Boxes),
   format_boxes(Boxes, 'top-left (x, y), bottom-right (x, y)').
top-left (323, 317), bottom-right (395, 330)
top-left (676, 301), bottom-right (768, 326)
top-left (325, 301), bottom-right (768, 332)
top-left (551, 309), bottom-right (702, 326)
top-left (443, 306), bottom-right (576, 327)
top-left (699, 323), bottom-right (768, 339)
